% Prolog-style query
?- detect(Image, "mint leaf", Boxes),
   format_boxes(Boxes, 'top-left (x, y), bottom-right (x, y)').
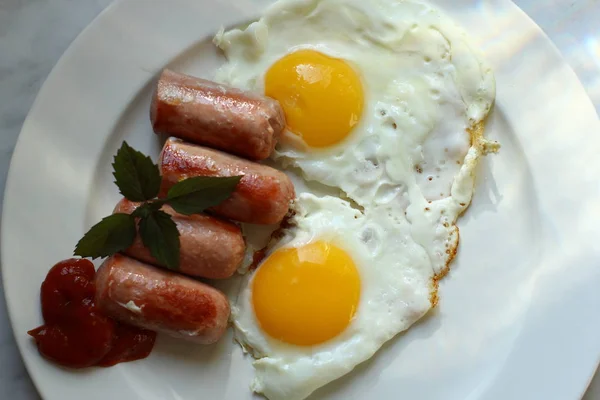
top-left (75, 148), bottom-right (239, 266)
top-left (112, 141), bottom-right (161, 202)
top-left (131, 200), bottom-right (165, 219)
top-left (74, 213), bottom-right (136, 259)
top-left (166, 176), bottom-right (242, 215)
top-left (138, 210), bottom-right (180, 270)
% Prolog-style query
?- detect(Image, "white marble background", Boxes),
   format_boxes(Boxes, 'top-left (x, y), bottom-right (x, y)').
top-left (0, 0), bottom-right (599, 398)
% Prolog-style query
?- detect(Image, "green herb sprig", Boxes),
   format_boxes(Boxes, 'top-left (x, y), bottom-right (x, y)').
top-left (74, 141), bottom-right (241, 269)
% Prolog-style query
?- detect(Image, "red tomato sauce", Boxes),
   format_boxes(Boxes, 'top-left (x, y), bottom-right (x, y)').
top-left (28, 258), bottom-right (156, 368)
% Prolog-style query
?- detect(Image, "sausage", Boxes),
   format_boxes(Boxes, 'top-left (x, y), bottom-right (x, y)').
top-left (95, 254), bottom-right (230, 344)
top-left (150, 69), bottom-right (285, 160)
top-left (113, 199), bottom-right (245, 279)
top-left (159, 138), bottom-right (295, 225)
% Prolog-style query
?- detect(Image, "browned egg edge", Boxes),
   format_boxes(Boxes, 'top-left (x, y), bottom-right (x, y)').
top-left (428, 119), bottom-right (487, 308)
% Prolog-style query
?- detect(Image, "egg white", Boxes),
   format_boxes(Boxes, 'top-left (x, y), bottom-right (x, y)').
top-left (215, 0), bottom-right (497, 398)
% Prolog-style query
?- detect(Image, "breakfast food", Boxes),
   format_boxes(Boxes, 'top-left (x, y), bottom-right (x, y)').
top-left (95, 254), bottom-right (230, 344)
top-left (28, 258), bottom-right (156, 368)
top-left (214, 0), bottom-right (496, 398)
top-left (159, 137), bottom-right (295, 224)
top-left (28, 0), bottom-right (499, 393)
top-left (151, 69), bottom-right (285, 160)
top-left (30, 137), bottom-right (244, 367)
top-left (114, 198), bottom-right (246, 279)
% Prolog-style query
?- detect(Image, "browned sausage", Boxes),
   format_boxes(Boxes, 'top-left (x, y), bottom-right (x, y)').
top-left (95, 254), bottom-right (230, 344)
top-left (159, 138), bottom-right (295, 225)
top-left (150, 69), bottom-right (285, 161)
top-left (113, 198), bottom-right (245, 279)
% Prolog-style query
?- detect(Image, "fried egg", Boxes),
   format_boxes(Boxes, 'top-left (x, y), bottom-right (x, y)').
top-left (234, 194), bottom-right (447, 400)
top-left (214, 0), bottom-right (496, 398)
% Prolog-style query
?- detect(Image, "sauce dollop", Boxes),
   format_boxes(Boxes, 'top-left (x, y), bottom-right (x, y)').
top-left (97, 323), bottom-right (155, 367)
top-left (28, 258), bottom-right (156, 368)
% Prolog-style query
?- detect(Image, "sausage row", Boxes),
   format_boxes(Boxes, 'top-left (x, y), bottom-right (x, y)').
top-left (95, 70), bottom-right (295, 344)
top-left (96, 254), bottom-right (229, 344)
top-left (159, 138), bottom-right (295, 225)
top-left (114, 198), bottom-right (245, 279)
top-left (151, 69), bottom-right (285, 161)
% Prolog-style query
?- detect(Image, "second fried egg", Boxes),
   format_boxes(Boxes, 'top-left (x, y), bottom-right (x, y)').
top-left (233, 194), bottom-right (440, 400)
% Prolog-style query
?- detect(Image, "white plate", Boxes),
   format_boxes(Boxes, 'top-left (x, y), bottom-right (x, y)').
top-left (3, 0), bottom-right (600, 399)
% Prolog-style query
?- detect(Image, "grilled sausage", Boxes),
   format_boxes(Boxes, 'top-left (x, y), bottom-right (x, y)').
top-left (159, 138), bottom-right (295, 225)
top-left (95, 255), bottom-right (230, 344)
top-left (150, 69), bottom-right (285, 160)
top-left (113, 198), bottom-right (245, 279)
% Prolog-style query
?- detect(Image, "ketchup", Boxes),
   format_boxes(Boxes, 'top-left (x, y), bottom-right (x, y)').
top-left (28, 258), bottom-right (156, 368)
top-left (97, 323), bottom-right (155, 367)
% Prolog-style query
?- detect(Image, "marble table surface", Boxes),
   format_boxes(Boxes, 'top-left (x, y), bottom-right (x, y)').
top-left (1, 0), bottom-right (599, 398)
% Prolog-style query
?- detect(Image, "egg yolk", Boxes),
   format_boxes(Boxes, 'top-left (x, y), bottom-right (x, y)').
top-left (252, 241), bottom-right (361, 346)
top-left (264, 50), bottom-right (364, 148)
